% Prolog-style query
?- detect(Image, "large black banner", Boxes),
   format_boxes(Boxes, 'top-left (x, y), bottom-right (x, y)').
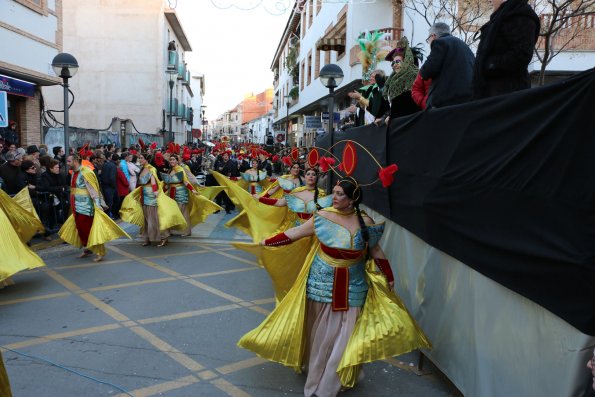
top-left (318, 68), bottom-right (595, 335)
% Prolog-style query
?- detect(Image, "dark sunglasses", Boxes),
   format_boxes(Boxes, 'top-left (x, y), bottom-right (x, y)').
top-left (391, 60), bottom-right (402, 66)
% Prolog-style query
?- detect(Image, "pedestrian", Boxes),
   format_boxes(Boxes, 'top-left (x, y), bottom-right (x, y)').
top-left (58, 154), bottom-right (129, 262)
top-left (472, 0), bottom-right (540, 99)
top-left (99, 152), bottom-right (118, 219)
top-left (419, 22), bottom-right (475, 108)
top-left (113, 154), bottom-right (129, 220)
top-left (213, 151), bottom-right (238, 213)
top-left (38, 159), bottom-right (69, 231)
top-left (0, 151), bottom-right (26, 195)
top-left (126, 152), bottom-right (140, 191)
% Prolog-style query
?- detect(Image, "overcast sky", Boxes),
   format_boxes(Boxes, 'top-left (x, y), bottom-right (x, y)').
top-left (174, 0), bottom-right (290, 120)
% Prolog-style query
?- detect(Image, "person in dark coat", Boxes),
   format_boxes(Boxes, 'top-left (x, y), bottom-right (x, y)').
top-left (38, 159), bottom-right (69, 232)
top-left (472, 0), bottom-right (540, 99)
top-left (213, 152), bottom-right (238, 213)
top-left (99, 153), bottom-right (118, 219)
top-left (0, 151), bottom-right (26, 195)
top-left (420, 22), bottom-right (475, 108)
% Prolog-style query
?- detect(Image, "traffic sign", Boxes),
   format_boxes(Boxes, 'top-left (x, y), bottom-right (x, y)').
top-left (276, 133), bottom-right (285, 143)
top-left (0, 91), bottom-right (7, 128)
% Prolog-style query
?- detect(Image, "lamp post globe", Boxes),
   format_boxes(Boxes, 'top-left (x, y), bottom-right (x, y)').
top-left (319, 63), bottom-right (343, 193)
top-left (51, 52), bottom-right (79, 158)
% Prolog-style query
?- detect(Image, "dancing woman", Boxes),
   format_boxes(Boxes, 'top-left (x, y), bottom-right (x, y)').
top-left (242, 158), bottom-right (269, 195)
top-left (59, 154), bottom-right (130, 262)
top-left (163, 154), bottom-right (221, 237)
top-left (238, 177), bottom-right (430, 396)
top-left (261, 160), bottom-right (304, 199)
top-left (120, 153), bottom-right (186, 247)
top-left (256, 167), bottom-right (332, 226)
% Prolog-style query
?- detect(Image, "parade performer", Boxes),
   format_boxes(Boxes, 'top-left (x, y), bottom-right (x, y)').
top-left (179, 148), bottom-right (226, 202)
top-left (59, 154), bottom-right (130, 262)
top-left (119, 153), bottom-right (186, 247)
top-left (162, 153), bottom-right (221, 238)
top-left (237, 142), bottom-right (430, 397)
top-left (261, 154), bottom-right (305, 199)
top-left (242, 158), bottom-right (269, 195)
top-left (0, 189), bottom-right (46, 288)
top-left (0, 351), bottom-right (11, 397)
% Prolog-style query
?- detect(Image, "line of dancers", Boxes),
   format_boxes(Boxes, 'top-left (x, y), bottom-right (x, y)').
top-left (1, 141), bottom-right (432, 397)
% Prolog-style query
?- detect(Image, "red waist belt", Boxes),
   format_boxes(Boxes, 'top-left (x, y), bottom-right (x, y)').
top-left (296, 212), bottom-right (312, 220)
top-left (319, 243), bottom-right (364, 311)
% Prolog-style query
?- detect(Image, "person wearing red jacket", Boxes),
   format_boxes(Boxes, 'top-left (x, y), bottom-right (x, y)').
top-left (112, 153), bottom-right (129, 221)
top-left (411, 72), bottom-right (432, 110)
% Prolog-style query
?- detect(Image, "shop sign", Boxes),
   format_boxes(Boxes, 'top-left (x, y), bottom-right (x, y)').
top-left (0, 74), bottom-right (36, 98)
top-left (0, 91), bottom-right (7, 127)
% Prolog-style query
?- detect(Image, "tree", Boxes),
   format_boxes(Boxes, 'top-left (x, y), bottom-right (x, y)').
top-left (530, 0), bottom-right (595, 85)
top-left (403, 0), bottom-right (491, 45)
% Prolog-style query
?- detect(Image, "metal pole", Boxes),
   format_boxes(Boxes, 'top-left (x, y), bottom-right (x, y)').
top-left (327, 86), bottom-right (335, 194)
top-left (285, 100), bottom-right (289, 147)
top-left (63, 76), bottom-right (69, 157)
top-left (169, 79), bottom-right (174, 145)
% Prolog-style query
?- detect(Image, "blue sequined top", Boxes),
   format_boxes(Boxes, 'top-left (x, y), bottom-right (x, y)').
top-left (72, 170), bottom-right (95, 217)
top-left (285, 193), bottom-right (333, 225)
top-left (306, 212), bottom-right (385, 307)
top-left (139, 171), bottom-right (157, 207)
top-left (242, 170), bottom-right (268, 194)
top-left (163, 170), bottom-right (189, 204)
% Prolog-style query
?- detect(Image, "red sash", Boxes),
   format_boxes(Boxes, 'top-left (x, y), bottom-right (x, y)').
top-left (319, 243), bottom-right (364, 311)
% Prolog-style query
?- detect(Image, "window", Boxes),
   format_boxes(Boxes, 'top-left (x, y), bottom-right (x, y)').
top-left (307, 51), bottom-right (312, 86)
top-left (15, 0), bottom-right (47, 15)
top-left (309, 0), bottom-right (314, 27)
top-left (314, 50), bottom-right (320, 79)
top-left (300, 61), bottom-right (305, 91)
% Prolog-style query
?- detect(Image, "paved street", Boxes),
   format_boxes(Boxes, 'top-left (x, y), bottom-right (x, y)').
top-left (1, 212), bottom-right (460, 397)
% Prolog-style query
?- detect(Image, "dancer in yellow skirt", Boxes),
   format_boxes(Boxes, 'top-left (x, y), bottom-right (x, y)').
top-left (0, 350), bottom-right (11, 397)
top-left (59, 154), bottom-right (130, 262)
top-left (238, 177), bottom-right (430, 397)
top-left (162, 154), bottom-right (222, 238)
top-left (119, 153), bottom-right (186, 246)
top-left (0, 189), bottom-right (45, 288)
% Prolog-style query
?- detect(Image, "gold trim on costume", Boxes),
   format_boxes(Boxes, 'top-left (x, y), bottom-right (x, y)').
top-left (71, 188), bottom-right (90, 196)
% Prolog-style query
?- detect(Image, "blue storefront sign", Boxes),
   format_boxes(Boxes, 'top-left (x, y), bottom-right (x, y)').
top-left (321, 112), bottom-right (340, 122)
top-left (0, 91), bottom-right (7, 128)
top-left (305, 116), bottom-right (323, 129)
top-left (0, 74), bottom-right (36, 98)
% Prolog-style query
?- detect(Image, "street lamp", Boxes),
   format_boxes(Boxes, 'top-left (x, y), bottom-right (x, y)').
top-left (319, 64), bottom-right (343, 192)
top-left (166, 41), bottom-right (177, 145)
top-left (51, 52), bottom-right (79, 157)
top-left (283, 95), bottom-right (291, 147)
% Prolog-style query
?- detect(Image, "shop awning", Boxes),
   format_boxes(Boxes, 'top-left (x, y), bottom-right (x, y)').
top-left (315, 14), bottom-right (347, 52)
top-left (315, 38), bottom-right (346, 51)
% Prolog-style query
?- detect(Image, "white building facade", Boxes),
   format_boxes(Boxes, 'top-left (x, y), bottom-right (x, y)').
top-left (0, 0), bottom-right (62, 146)
top-left (190, 74), bottom-right (206, 142)
top-left (271, 0), bottom-right (595, 148)
top-left (43, 0), bottom-right (194, 146)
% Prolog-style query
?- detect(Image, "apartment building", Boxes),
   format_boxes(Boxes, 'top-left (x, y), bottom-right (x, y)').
top-left (0, 0), bottom-right (62, 146)
top-left (272, 0), bottom-right (595, 148)
top-left (43, 0), bottom-right (194, 146)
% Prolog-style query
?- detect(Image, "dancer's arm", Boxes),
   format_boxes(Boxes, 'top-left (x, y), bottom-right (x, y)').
top-left (261, 217), bottom-right (314, 246)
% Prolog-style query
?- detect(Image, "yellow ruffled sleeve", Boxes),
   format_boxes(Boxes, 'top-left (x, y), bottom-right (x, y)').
top-left (337, 259), bottom-right (432, 387)
top-left (0, 189), bottom-right (44, 242)
top-left (0, 351), bottom-right (12, 397)
top-left (237, 242), bottom-right (319, 370)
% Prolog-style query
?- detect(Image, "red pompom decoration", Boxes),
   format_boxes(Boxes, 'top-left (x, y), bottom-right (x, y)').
top-left (155, 152), bottom-right (165, 167)
top-left (378, 164), bottom-right (399, 187)
top-left (272, 155), bottom-right (279, 163)
top-left (149, 142), bottom-right (158, 150)
top-left (318, 157), bottom-right (336, 172)
top-left (282, 156), bottom-right (293, 167)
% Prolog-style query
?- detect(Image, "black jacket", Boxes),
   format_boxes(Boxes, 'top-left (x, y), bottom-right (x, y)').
top-left (0, 162), bottom-right (26, 195)
top-left (100, 160), bottom-right (117, 189)
top-left (38, 170), bottom-right (68, 195)
top-left (420, 34), bottom-right (475, 108)
top-left (472, 0), bottom-right (540, 99)
top-left (215, 159), bottom-right (239, 177)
